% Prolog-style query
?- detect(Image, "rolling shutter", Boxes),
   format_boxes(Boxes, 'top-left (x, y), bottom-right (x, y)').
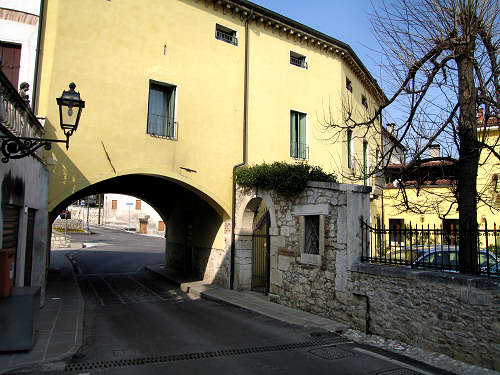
top-left (2, 205), bottom-right (20, 252)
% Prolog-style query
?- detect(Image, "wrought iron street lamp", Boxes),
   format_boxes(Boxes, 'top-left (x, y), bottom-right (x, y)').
top-left (0, 82), bottom-right (85, 162)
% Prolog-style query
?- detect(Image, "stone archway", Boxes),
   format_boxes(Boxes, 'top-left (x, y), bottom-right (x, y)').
top-left (234, 188), bottom-right (279, 291)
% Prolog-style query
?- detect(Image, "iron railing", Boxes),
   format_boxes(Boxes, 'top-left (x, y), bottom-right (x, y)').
top-left (290, 142), bottom-right (309, 160)
top-left (290, 56), bottom-right (307, 69)
top-left (147, 114), bottom-right (177, 139)
top-left (360, 220), bottom-right (500, 277)
top-left (215, 30), bottom-right (238, 46)
top-left (0, 70), bottom-right (45, 159)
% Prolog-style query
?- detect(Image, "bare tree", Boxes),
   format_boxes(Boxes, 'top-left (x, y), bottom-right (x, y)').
top-left (324, 0), bottom-right (499, 273)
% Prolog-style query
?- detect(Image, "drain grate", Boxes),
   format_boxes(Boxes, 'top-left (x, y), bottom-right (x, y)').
top-left (65, 336), bottom-right (350, 372)
top-left (376, 369), bottom-right (425, 375)
top-left (308, 345), bottom-right (355, 361)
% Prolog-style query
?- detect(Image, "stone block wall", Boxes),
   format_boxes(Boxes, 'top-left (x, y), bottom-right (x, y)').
top-left (234, 181), bottom-right (500, 370)
top-left (51, 231), bottom-right (70, 249)
top-left (350, 264), bottom-right (500, 370)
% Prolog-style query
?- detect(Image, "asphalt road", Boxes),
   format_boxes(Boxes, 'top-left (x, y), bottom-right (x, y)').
top-left (46, 226), bottom-right (449, 375)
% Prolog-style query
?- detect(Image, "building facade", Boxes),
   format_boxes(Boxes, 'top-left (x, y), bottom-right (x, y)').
top-left (36, 0), bottom-right (385, 286)
top-left (0, 0), bottom-right (48, 302)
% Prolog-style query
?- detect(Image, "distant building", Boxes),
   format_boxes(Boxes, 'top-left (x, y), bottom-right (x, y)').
top-left (103, 194), bottom-right (165, 235)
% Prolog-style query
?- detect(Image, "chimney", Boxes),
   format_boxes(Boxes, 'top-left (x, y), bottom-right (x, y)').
top-left (429, 144), bottom-right (440, 158)
top-left (386, 123), bottom-right (395, 134)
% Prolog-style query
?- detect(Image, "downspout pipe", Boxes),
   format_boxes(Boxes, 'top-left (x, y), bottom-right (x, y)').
top-left (230, 9), bottom-right (253, 290)
top-left (32, 0), bottom-right (45, 114)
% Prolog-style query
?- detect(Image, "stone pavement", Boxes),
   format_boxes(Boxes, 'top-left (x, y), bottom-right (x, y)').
top-left (0, 250), bottom-right (84, 374)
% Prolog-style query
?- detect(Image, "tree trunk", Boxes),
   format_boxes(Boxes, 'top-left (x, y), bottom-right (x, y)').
top-left (456, 48), bottom-right (479, 274)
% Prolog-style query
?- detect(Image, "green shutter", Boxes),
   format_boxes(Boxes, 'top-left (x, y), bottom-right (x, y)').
top-left (347, 130), bottom-right (352, 168)
top-left (298, 113), bottom-right (306, 159)
top-left (363, 141), bottom-right (368, 185)
top-left (290, 112), bottom-right (297, 157)
top-left (167, 87), bottom-right (176, 138)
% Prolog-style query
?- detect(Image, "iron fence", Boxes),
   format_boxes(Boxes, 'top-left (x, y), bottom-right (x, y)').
top-left (360, 220), bottom-right (500, 277)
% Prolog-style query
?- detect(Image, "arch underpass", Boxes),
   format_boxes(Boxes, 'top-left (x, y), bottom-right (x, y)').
top-left (49, 174), bottom-right (231, 286)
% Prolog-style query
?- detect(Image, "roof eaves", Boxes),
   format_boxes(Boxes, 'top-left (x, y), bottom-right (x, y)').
top-left (227, 0), bottom-right (387, 102)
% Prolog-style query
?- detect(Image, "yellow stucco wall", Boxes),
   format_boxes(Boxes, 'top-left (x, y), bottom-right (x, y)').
top-left (37, 0), bottom-right (384, 225)
top-left (377, 127), bottom-right (500, 237)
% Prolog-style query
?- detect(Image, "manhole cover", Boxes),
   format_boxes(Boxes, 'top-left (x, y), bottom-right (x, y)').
top-left (376, 369), bottom-right (424, 375)
top-left (308, 345), bottom-right (355, 360)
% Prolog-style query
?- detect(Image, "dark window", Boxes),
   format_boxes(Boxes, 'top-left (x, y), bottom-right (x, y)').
top-left (290, 51), bottom-right (307, 69)
top-left (147, 82), bottom-right (176, 138)
top-left (0, 42), bottom-right (21, 89)
top-left (362, 95), bottom-right (368, 109)
top-left (442, 219), bottom-right (459, 245)
top-left (304, 215), bottom-right (319, 254)
top-left (215, 24), bottom-right (238, 45)
top-left (389, 218), bottom-right (404, 244)
top-left (290, 110), bottom-right (307, 159)
top-left (346, 77), bottom-right (352, 92)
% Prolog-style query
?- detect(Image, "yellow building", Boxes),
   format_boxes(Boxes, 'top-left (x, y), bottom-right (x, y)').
top-left (376, 112), bottom-right (500, 249)
top-left (35, 0), bottom-right (385, 286)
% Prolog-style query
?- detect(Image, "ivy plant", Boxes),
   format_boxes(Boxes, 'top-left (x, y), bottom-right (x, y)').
top-left (235, 162), bottom-right (336, 195)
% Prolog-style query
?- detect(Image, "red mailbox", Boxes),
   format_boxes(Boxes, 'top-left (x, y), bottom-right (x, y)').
top-left (0, 249), bottom-right (16, 298)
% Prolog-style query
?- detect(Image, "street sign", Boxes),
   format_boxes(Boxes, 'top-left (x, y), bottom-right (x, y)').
top-left (125, 202), bottom-right (134, 206)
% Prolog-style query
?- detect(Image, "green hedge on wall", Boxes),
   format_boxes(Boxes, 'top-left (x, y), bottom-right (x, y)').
top-left (234, 162), bottom-right (336, 195)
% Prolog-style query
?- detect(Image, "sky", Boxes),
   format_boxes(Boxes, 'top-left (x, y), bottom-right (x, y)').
top-left (249, 0), bottom-right (383, 83)
top-left (248, 0), bottom-right (399, 122)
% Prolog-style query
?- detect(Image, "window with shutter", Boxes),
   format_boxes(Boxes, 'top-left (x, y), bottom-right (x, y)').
top-left (147, 82), bottom-right (177, 139)
top-left (0, 42), bottom-right (22, 89)
top-left (290, 110), bottom-right (308, 159)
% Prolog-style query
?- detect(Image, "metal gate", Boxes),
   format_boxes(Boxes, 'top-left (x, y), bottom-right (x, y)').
top-left (251, 214), bottom-right (270, 294)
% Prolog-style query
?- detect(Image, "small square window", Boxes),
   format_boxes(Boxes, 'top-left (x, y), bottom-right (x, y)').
top-left (346, 77), bottom-right (352, 92)
top-left (362, 95), bottom-right (368, 109)
top-left (290, 51), bottom-right (307, 69)
top-left (304, 215), bottom-right (320, 255)
top-left (215, 24), bottom-right (238, 45)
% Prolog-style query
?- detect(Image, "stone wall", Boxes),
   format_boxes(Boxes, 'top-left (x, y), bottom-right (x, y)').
top-left (234, 181), bottom-right (500, 370)
top-left (52, 218), bottom-right (84, 231)
top-left (51, 231), bottom-right (70, 249)
top-left (350, 264), bottom-right (500, 370)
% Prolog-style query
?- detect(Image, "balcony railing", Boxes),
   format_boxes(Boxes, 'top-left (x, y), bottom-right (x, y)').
top-left (0, 70), bottom-right (45, 159)
top-left (290, 142), bottom-right (309, 160)
top-left (290, 56), bottom-right (307, 69)
top-left (215, 30), bottom-right (238, 46)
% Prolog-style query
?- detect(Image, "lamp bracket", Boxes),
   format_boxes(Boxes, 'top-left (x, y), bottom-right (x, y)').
top-left (0, 136), bottom-right (69, 163)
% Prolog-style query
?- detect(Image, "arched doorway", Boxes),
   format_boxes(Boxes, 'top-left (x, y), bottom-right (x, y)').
top-left (234, 191), bottom-right (278, 292)
top-left (251, 202), bottom-right (270, 293)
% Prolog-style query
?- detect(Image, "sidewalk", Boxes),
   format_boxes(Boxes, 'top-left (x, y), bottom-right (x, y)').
top-left (0, 250), bottom-right (84, 374)
top-left (145, 264), bottom-right (349, 333)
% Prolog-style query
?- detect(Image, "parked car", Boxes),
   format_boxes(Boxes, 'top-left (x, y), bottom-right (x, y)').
top-left (385, 245), bottom-right (457, 264)
top-left (412, 247), bottom-right (498, 274)
top-left (59, 209), bottom-right (71, 219)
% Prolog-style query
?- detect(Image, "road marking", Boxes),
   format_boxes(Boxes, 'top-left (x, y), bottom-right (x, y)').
top-left (127, 275), bottom-right (168, 302)
top-left (100, 276), bottom-right (127, 304)
top-left (86, 277), bottom-right (105, 306)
